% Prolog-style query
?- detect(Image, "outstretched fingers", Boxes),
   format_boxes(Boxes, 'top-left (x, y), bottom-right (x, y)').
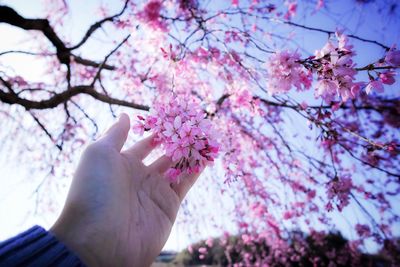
top-left (149, 155), bottom-right (174, 174)
top-left (124, 134), bottom-right (159, 161)
top-left (171, 168), bottom-right (204, 202)
top-left (149, 154), bottom-right (204, 202)
top-left (100, 113), bottom-right (130, 151)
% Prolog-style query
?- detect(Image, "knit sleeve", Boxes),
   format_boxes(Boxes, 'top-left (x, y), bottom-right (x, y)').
top-left (0, 225), bottom-right (87, 267)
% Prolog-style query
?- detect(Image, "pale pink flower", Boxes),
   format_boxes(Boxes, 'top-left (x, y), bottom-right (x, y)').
top-left (313, 32), bottom-right (359, 102)
top-left (365, 80), bottom-right (384, 94)
top-left (379, 71), bottom-right (396, 85)
top-left (284, 1), bottom-right (297, 20)
top-left (355, 224), bottom-right (371, 238)
top-left (198, 247), bottom-right (207, 254)
top-left (315, 79), bottom-right (337, 102)
top-left (137, 0), bottom-right (167, 30)
top-left (206, 237), bottom-right (214, 247)
top-left (242, 234), bottom-right (252, 244)
top-left (133, 93), bottom-right (219, 181)
top-left (326, 175), bottom-right (353, 211)
top-left (385, 47), bottom-right (400, 67)
top-left (266, 50), bottom-right (312, 94)
top-left (300, 101), bottom-right (308, 110)
top-left (283, 211), bottom-right (293, 220)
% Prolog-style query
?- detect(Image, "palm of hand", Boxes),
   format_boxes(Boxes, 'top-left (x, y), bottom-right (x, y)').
top-left (51, 114), bottom-right (201, 267)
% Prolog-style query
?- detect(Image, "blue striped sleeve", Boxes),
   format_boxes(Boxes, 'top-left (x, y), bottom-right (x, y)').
top-left (0, 226), bottom-right (86, 267)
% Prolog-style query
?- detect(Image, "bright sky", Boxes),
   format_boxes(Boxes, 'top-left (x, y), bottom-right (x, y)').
top-left (0, 0), bottom-right (399, 254)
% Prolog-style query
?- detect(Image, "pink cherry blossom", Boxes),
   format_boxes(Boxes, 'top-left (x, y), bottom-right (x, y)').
top-left (133, 93), bottom-right (220, 182)
top-left (206, 237), bottom-right (214, 247)
top-left (385, 47), bottom-right (400, 67)
top-left (315, 79), bottom-right (338, 102)
top-left (312, 32), bottom-right (359, 102)
top-left (379, 71), bottom-right (396, 85)
top-left (355, 224), bottom-right (371, 238)
top-left (284, 1), bottom-right (297, 20)
top-left (326, 176), bottom-right (353, 212)
top-left (365, 80), bottom-right (384, 94)
top-left (137, 0), bottom-right (167, 30)
top-left (198, 247), bottom-right (207, 254)
top-left (265, 50), bottom-right (312, 94)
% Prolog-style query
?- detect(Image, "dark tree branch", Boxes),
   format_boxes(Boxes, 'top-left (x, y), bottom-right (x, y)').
top-left (98, 77), bottom-right (116, 118)
top-left (0, 5), bottom-right (70, 64)
top-left (0, 82), bottom-right (149, 111)
top-left (281, 20), bottom-right (390, 50)
top-left (72, 55), bottom-right (115, 70)
top-left (91, 34), bottom-right (131, 86)
top-left (219, 9), bottom-right (391, 50)
top-left (0, 50), bottom-right (55, 57)
top-left (212, 93), bottom-right (398, 114)
top-left (70, 100), bottom-right (99, 137)
top-left (338, 143), bottom-right (400, 179)
top-left (0, 5), bottom-right (118, 70)
top-left (0, 50), bottom-right (115, 70)
top-left (28, 111), bottom-right (62, 151)
top-left (68, 0), bottom-right (130, 50)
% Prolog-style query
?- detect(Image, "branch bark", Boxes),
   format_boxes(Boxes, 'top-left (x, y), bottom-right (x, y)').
top-left (0, 5), bottom-right (120, 70)
top-left (68, 0), bottom-right (130, 50)
top-left (0, 83), bottom-right (149, 111)
top-left (0, 5), bottom-right (70, 64)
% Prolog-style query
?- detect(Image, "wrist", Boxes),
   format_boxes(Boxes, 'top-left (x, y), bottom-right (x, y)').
top-left (50, 214), bottom-right (100, 267)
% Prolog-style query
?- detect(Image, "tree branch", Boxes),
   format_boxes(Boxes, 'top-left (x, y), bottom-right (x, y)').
top-left (68, 0), bottom-right (130, 50)
top-left (72, 55), bottom-right (115, 70)
top-left (28, 111), bottom-right (62, 151)
top-left (218, 10), bottom-right (391, 50)
top-left (91, 34), bottom-right (131, 86)
top-left (282, 20), bottom-right (390, 50)
top-left (0, 5), bottom-right (70, 64)
top-left (0, 5), bottom-right (118, 70)
top-left (0, 83), bottom-right (149, 111)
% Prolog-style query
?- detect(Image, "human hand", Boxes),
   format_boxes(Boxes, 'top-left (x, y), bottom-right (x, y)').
top-left (50, 114), bottom-right (202, 267)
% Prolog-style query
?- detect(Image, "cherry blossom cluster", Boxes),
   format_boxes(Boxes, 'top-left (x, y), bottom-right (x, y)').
top-left (137, 0), bottom-right (167, 31)
top-left (365, 46), bottom-right (400, 94)
top-left (311, 32), bottom-right (362, 102)
top-left (355, 224), bottom-right (371, 238)
top-left (265, 50), bottom-right (312, 94)
top-left (284, 1), bottom-right (298, 20)
top-left (326, 175), bottom-right (353, 212)
top-left (133, 94), bottom-right (220, 182)
top-left (266, 32), bottom-right (399, 104)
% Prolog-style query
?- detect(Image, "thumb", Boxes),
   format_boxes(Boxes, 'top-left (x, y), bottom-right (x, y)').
top-left (101, 113), bottom-right (130, 151)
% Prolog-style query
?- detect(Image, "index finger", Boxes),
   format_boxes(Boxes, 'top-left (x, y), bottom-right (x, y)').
top-left (171, 167), bottom-right (204, 202)
top-left (123, 134), bottom-right (158, 160)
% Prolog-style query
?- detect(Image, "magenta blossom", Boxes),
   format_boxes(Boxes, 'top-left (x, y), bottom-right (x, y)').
top-left (133, 93), bottom-right (220, 182)
top-left (265, 50), bottom-right (312, 94)
top-left (379, 71), bottom-right (396, 85)
top-left (326, 175), bottom-right (353, 212)
top-left (313, 32), bottom-right (359, 102)
top-left (365, 80), bottom-right (384, 94)
top-left (137, 0), bottom-right (167, 30)
top-left (385, 47), bottom-right (400, 67)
